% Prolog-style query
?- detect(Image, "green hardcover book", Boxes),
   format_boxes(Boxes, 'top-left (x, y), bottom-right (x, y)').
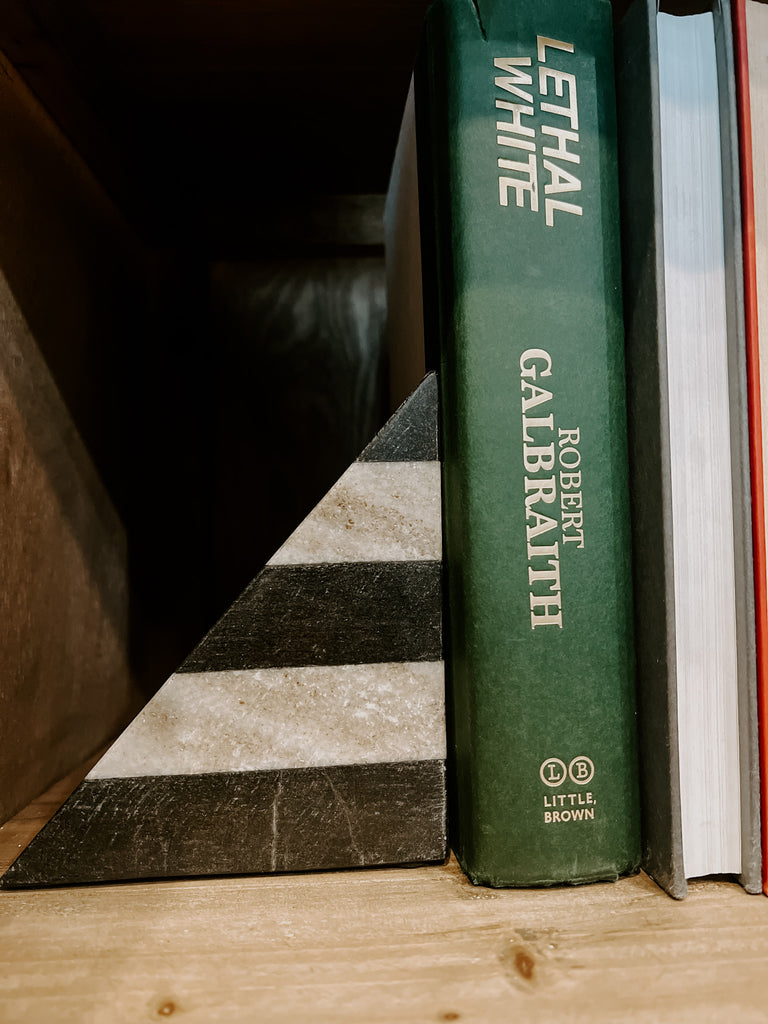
top-left (386, 0), bottom-right (641, 886)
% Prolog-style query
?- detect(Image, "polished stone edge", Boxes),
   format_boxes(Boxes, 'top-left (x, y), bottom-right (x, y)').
top-left (88, 661), bottom-right (446, 779)
top-left (0, 760), bottom-right (448, 889)
top-left (269, 461), bottom-right (441, 565)
top-left (358, 373), bottom-right (438, 463)
top-left (178, 561), bottom-right (442, 672)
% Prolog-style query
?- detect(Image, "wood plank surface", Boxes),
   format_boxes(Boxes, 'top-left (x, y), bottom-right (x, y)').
top-left (1, 764), bottom-right (768, 1023)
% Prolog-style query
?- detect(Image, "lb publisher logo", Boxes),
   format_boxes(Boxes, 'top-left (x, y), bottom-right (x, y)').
top-left (569, 755), bottom-right (594, 785)
top-left (539, 755), bottom-right (594, 787)
top-left (539, 757), bottom-right (567, 787)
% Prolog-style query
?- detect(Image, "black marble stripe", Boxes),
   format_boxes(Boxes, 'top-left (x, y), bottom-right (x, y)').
top-left (178, 561), bottom-right (442, 672)
top-left (358, 373), bottom-right (438, 463)
top-left (0, 760), bottom-right (448, 889)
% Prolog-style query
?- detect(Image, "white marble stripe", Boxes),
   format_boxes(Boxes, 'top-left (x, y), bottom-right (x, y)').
top-left (87, 661), bottom-right (446, 779)
top-left (268, 461), bottom-right (441, 565)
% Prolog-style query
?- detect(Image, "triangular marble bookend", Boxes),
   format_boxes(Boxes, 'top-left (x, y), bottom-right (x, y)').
top-left (2, 374), bottom-right (446, 888)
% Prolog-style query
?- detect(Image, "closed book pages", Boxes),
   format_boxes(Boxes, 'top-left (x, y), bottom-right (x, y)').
top-left (734, 0), bottom-right (768, 897)
top-left (387, 0), bottom-right (641, 886)
top-left (616, 0), bottom-right (761, 898)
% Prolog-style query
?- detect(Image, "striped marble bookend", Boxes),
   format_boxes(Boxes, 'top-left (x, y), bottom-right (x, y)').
top-left (1, 374), bottom-right (446, 888)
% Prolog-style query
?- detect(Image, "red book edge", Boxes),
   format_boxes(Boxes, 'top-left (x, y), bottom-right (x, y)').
top-left (733, 0), bottom-right (768, 896)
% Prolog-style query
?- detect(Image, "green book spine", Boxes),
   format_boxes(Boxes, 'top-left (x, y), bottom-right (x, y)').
top-left (418, 0), bottom-right (640, 885)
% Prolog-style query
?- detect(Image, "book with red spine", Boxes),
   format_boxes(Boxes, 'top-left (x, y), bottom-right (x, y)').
top-left (733, 0), bottom-right (768, 897)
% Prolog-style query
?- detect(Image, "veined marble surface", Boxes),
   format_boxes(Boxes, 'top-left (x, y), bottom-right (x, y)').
top-left (269, 461), bottom-right (440, 565)
top-left (88, 661), bottom-right (446, 779)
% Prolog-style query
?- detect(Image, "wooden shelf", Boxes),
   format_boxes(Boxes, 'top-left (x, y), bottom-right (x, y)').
top-left (2, 763), bottom-right (768, 1022)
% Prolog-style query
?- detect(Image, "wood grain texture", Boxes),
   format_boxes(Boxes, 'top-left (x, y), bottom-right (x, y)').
top-left (1, 765), bottom-right (768, 1023)
top-left (0, 288), bottom-right (138, 823)
top-left (0, 61), bottom-right (148, 821)
top-left (0, 47), bottom-right (212, 707)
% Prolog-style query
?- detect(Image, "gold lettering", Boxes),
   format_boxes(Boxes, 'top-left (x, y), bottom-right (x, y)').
top-left (539, 68), bottom-right (579, 130)
top-left (527, 540), bottom-right (559, 560)
top-left (530, 593), bottom-right (563, 629)
top-left (520, 349), bottom-right (552, 379)
top-left (495, 100), bottom-right (536, 136)
top-left (544, 160), bottom-right (582, 199)
top-left (558, 427), bottom-right (580, 446)
top-left (563, 531), bottom-right (585, 548)
top-left (523, 444), bottom-right (555, 474)
top-left (526, 509), bottom-right (558, 539)
top-left (528, 558), bottom-right (561, 593)
top-left (559, 445), bottom-right (581, 469)
top-left (542, 125), bottom-right (580, 164)
top-left (521, 380), bottom-right (553, 412)
top-left (562, 510), bottom-right (583, 532)
top-left (545, 198), bottom-right (583, 226)
top-left (524, 476), bottom-right (557, 508)
top-left (498, 153), bottom-right (539, 211)
top-left (537, 36), bottom-right (575, 62)
top-left (561, 491), bottom-right (582, 509)
top-left (522, 413), bottom-right (554, 443)
top-left (560, 471), bottom-right (581, 489)
top-left (494, 56), bottom-right (534, 103)
top-left (497, 130), bottom-right (535, 153)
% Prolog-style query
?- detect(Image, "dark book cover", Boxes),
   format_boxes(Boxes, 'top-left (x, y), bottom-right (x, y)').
top-left (404, 0), bottom-right (641, 886)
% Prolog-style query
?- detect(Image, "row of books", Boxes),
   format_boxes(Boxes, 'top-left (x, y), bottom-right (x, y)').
top-left (385, 0), bottom-right (768, 898)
